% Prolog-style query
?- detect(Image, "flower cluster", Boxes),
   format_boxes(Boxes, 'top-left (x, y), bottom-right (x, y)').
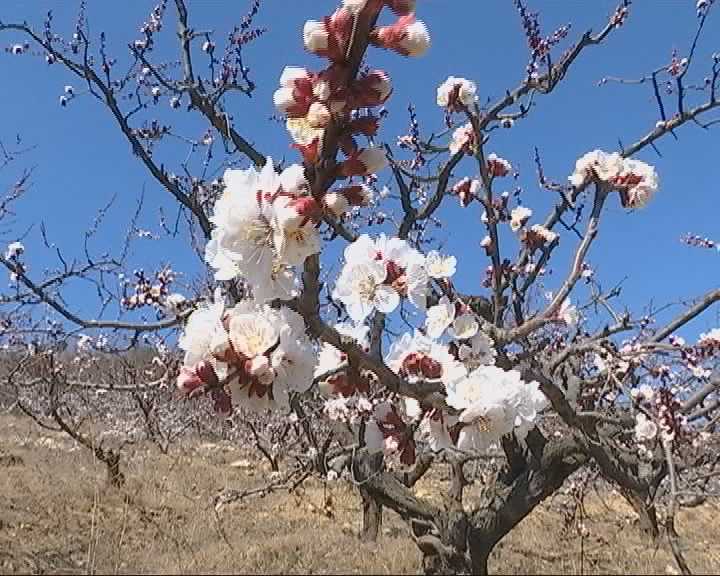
top-left (121, 268), bottom-right (176, 310)
top-left (177, 293), bottom-right (314, 414)
top-left (436, 76), bottom-right (477, 113)
top-left (446, 365), bottom-right (548, 451)
top-left (569, 150), bottom-right (659, 209)
top-left (276, 1), bottom-right (429, 173)
top-left (333, 234), bottom-right (428, 322)
top-left (205, 159), bottom-right (321, 302)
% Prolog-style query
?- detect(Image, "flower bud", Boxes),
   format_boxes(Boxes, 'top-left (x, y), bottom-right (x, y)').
top-left (339, 147), bottom-right (388, 177)
top-left (303, 20), bottom-right (329, 52)
top-left (323, 192), bottom-right (350, 217)
top-left (370, 15), bottom-right (430, 57)
top-left (351, 70), bottom-right (392, 108)
top-left (307, 101), bottom-right (331, 128)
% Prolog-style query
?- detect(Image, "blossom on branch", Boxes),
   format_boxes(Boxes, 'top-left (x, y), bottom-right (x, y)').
top-left (303, 9), bottom-right (354, 62)
top-left (449, 123), bottom-right (477, 156)
top-left (446, 365), bottom-right (546, 452)
top-left (205, 158), bottom-right (321, 302)
top-left (370, 14), bottom-right (431, 57)
top-left (569, 149), bottom-right (659, 208)
top-left (385, 331), bottom-right (467, 388)
top-left (510, 205), bottom-right (532, 232)
top-left (177, 298), bottom-right (315, 413)
top-left (334, 234), bottom-right (427, 321)
top-left (437, 76), bottom-right (477, 112)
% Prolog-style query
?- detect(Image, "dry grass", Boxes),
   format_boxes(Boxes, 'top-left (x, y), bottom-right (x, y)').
top-left (1, 413), bottom-right (719, 575)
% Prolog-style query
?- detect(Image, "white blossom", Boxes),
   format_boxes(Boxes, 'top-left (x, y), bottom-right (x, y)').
top-left (342, 0), bottom-right (368, 12)
top-left (447, 366), bottom-right (544, 452)
top-left (436, 76), bottom-right (477, 110)
top-left (449, 122), bottom-right (474, 155)
top-left (634, 413), bottom-right (658, 442)
top-left (425, 250), bottom-right (456, 279)
top-left (510, 206), bottom-right (532, 232)
top-left (399, 20), bottom-right (431, 57)
top-left (4, 241), bottom-right (24, 260)
top-left (425, 296), bottom-right (455, 339)
top-left (333, 260), bottom-right (399, 322)
top-left (303, 20), bottom-right (328, 53)
top-left (385, 331), bottom-right (466, 387)
top-left (458, 330), bottom-right (497, 369)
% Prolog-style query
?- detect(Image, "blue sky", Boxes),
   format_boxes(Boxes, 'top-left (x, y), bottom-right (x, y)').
top-left (0, 0), bottom-right (718, 339)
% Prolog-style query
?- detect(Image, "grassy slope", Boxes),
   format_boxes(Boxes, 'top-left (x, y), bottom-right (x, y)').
top-left (1, 414), bottom-right (719, 575)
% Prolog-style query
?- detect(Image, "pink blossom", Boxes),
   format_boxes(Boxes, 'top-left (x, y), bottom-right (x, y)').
top-left (370, 15), bottom-right (430, 57)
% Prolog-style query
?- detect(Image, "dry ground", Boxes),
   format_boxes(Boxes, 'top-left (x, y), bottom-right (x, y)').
top-left (1, 414), bottom-right (719, 575)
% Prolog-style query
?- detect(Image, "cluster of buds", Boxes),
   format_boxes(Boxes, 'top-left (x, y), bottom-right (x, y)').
top-left (451, 177), bottom-right (481, 207)
top-left (521, 224), bottom-right (558, 249)
top-left (132, 120), bottom-right (170, 141)
top-left (655, 387), bottom-right (685, 442)
top-left (7, 43), bottom-right (29, 55)
top-left (275, 0), bottom-right (430, 183)
top-left (399, 351), bottom-right (442, 380)
top-left (667, 50), bottom-right (688, 77)
top-left (121, 268), bottom-right (175, 310)
top-left (59, 84), bottom-right (75, 107)
top-left (134, 1), bottom-right (167, 51)
top-left (681, 233), bottom-right (719, 251)
top-left (569, 150), bottom-right (659, 209)
top-left (667, 330), bottom-right (720, 379)
top-left (515, 0), bottom-right (570, 77)
top-left (396, 103), bottom-right (426, 169)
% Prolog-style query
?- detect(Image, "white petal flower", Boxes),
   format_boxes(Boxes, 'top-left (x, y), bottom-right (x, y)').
top-left (405, 261), bottom-right (428, 310)
top-left (425, 250), bottom-right (456, 279)
top-left (510, 206), bottom-right (532, 232)
top-left (4, 241), bottom-right (24, 260)
top-left (558, 298), bottom-right (579, 326)
top-left (634, 413), bottom-right (658, 442)
top-left (400, 20), bottom-right (430, 56)
top-left (178, 294), bottom-right (228, 379)
top-left (342, 0), bottom-right (368, 12)
top-left (451, 313), bottom-right (479, 340)
top-left (569, 150), bottom-right (623, 189)
top-left (458, 330), bottom-right (497, 368)
top-left (425, 296), bottom-right (455, 339)
top-left (333, 260), bottom-right (398, 323)
top-left (303, 20), bottom-right (328, 52)
top-left (315, 323), bottom-right (370, 381)
top-left (617, 158), bottom-right (659, 209)
top-left (449, 122), bottom-right (474, 155)
top-left (286, 116), bottom-right (324, 146)
top-left (699, 328), bottom-right (720, 344)
top-left (386, 331), bottom-right (466, 387)
top-left (357, 147), bottom-right (388, 174)
top-left (447, 366), bottom-right (540, 452)
top-left (227, 305), bottom-right (279, 358)
top-left (436, 76), bottom-right (477, 109)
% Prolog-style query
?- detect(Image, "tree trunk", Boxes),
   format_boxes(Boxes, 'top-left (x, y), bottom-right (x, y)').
top-left (355, 450), bottom-right (384, 541)
top-left (360, 489), bottom-right (383, 541)
top-left (620, 487), bottom-right (659, 540)
top-left (104, 450), bottom-right (125, 488)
